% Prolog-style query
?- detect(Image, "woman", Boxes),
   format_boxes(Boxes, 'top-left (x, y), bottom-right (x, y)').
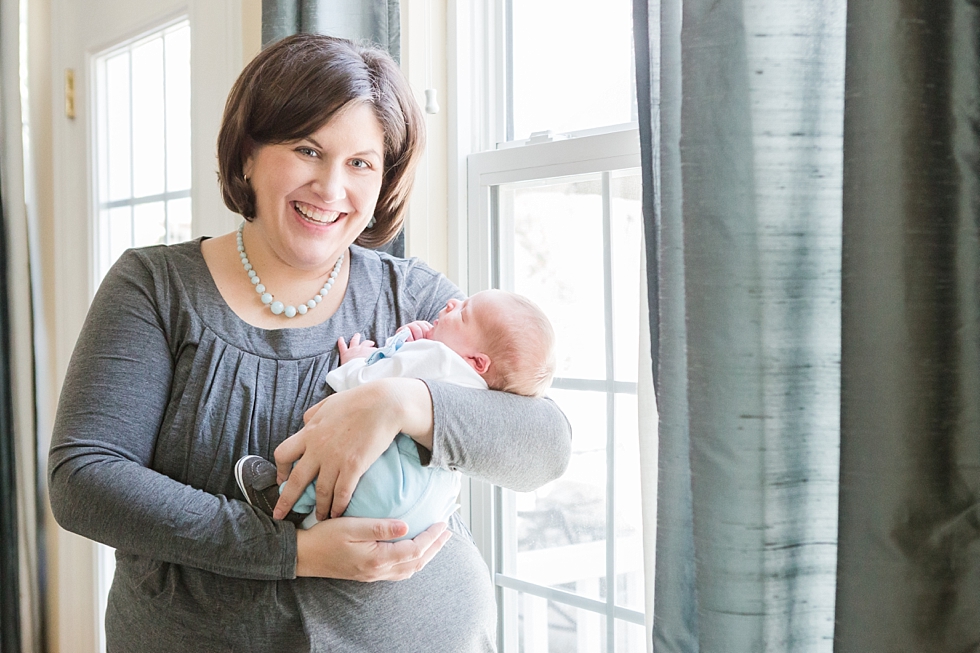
top-left (48, 34), bottom-right (571, 652)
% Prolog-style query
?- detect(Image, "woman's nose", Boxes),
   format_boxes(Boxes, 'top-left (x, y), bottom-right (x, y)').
top-left (312, 166), bottom-right (347, 202)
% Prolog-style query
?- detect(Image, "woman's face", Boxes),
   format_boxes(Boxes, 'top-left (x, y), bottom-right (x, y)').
top-left (243, 102), bottom-right (385, 271)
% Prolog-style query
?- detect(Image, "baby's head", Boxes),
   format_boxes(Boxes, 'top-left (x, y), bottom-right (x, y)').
top-left (427, 290), bottom-right (555, 397)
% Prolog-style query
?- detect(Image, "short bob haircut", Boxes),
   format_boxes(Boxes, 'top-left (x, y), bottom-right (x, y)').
top-left (217, 34), bottom-right (425, 249)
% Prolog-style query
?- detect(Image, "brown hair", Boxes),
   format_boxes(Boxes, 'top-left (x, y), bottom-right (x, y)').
top-left (217, 34), bottom-right (425, 248)
top-left (477, 291), bottom-right (556, 397)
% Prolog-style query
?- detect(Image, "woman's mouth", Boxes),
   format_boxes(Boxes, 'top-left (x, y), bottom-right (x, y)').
top-left (293, 201), bottom-right (343, 224)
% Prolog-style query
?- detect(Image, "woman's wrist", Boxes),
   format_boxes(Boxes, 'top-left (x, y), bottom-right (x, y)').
top-left (295, 527), bottom-right (314, 577)
top-left (377, 377), bottom-right (434, 450)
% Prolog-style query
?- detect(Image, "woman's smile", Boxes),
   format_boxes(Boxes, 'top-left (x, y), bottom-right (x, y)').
top-left (293, 200), bottom-right (344, 225)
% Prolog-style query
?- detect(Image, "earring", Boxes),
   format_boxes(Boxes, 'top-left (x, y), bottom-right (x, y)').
top-left (367, 216), bottom-right (376, 229)
top-left (243, 173), bottom-right (249, 183)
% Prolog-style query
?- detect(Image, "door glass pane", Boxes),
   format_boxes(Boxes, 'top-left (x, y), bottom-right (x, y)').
top-left (510, 0), bottom-right (635, 140)
top-left (167, 196), bottom-right (193, 243)
top-left (105, 53), bottom-right (131, 202)
top-left (165, 24), bottom-right (191, 192)
top-left (131, 36), bottom-right (166, 198)
top-left (134, 201), bottom-right (166, 247)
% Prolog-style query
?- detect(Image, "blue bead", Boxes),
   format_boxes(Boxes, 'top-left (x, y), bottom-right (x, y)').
top-left (307, 300), bottom-right (317, 309)
top-left (284, 306), bottom-right (297, 318)
top-left (261, 293), bottom-right (273, 304)
top-left (297, 304), bottom-right (308, 315)
top-left (270, 301), bottom-right (284, 315)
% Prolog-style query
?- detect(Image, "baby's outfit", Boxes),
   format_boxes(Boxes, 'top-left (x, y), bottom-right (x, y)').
top-left (272, 335), bottom-right (487, 540)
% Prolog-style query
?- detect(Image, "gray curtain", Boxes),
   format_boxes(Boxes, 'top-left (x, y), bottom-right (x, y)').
top-left (835, 1), bottom-right (980, 651)
top-left (261, 0), bottom-right (400, 57)
top-left (637, 0), bottom-right (845, 650)
top-left (261, 0), bottom-right (404, 257)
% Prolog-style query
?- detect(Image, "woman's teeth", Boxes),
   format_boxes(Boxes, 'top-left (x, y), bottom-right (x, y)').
top-left (294, 202), bottom-right (341, 224)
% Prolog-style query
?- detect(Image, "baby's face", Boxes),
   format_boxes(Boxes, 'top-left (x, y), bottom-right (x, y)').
top-left (427, 292), bottom-right (496, 358)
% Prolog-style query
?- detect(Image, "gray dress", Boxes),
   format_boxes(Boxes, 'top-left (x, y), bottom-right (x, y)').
top-left (48, 241), bottom-right (572, 653)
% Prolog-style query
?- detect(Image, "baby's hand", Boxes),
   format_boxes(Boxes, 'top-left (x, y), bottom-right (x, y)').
top-left (396, 321), bottom-right (433, 342)
top-left (337, 333), bottom-right (377, 365)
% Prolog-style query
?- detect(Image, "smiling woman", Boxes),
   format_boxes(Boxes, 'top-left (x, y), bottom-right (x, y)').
top-left (47, 33), bottom-right (572, 653)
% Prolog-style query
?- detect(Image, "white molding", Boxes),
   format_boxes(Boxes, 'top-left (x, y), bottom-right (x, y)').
top-left (190, 0), bottom-right (242, 238)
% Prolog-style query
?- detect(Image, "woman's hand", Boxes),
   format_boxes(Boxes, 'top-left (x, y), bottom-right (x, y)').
top-left (295, 518), bottom-right (452, 581)
top-left (273, 377), bottom-right (435, 520)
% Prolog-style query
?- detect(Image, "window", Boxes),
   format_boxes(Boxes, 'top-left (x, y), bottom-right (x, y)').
top-left (94, 19), bottom-right (192, 284)
top-left (460, 1), bottom-right (646, 650)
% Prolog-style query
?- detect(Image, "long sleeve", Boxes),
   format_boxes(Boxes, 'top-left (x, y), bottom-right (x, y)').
top-left (426, 381), bottom-right (572, 491)
top-left (47, 250), bottom-right (297, 580)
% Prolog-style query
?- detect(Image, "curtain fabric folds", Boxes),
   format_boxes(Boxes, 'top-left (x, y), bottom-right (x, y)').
top-left (1, 0), bottom-right (45, 650)
top-left (261, 0), bottom-right (400, 57)
top-left (637, 0), bottom-right (845, 650)
top-left (638, 0), bottom-right (980, 651)
top-left (835, 2), bottom-right (980, 651)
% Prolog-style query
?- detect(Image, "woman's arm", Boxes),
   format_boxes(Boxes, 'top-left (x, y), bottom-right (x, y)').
top-left (47, 250), bottom-right (297, 580)
top-left (426, 381), bottom-right (572, 491)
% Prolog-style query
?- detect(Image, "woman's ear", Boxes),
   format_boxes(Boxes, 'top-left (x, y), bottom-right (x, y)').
top-left (467, 353), bottom-right (491, 375)
top-left (242, 139), bottom-right (255, 179)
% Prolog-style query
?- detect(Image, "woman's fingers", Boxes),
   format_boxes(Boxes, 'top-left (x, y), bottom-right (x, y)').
top-left (377, 522), bottom-right (452, 580)
top-left (327, 467), bottom-right (362, 519)
top-left (273, 432), bottom-right (305, 483)
top-left (273, 447), bottom-right (327, 519)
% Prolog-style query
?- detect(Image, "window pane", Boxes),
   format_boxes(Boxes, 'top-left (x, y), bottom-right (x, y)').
top-left (615, 393), bottom-right (645, 612)
top-left (165, 25), bottom-right (192, 192)
top-left (516, 388), bottom-right (606, 601)
top-left (505, 175), bottom-right (606, 380)
top-left (131, 36), bottom-right (166, 198)
top-left (105, 53), bottom-right (131, 202)
top-left (517, 591), bottom-right (605, 653)
top-left (511, 0), bottom-right (635, 140)
top-left (134, 201), bottom-right (166, 248)
top-left (615, 620), bottom-right (648, 653)
top-left (610, 171), bottom-right (643, 383)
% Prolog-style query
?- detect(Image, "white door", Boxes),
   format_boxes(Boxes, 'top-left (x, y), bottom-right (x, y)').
top-left (49, 1), bottom-right (244, 651)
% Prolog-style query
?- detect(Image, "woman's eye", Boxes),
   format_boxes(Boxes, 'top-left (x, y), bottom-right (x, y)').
top-left (350, 158), bottom-right (370, 169)
top-left (296, 147), bottom-right (318, 157)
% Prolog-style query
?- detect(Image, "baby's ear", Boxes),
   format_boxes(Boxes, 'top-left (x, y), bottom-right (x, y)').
top-left (468, 353), bottom-right (491, 375)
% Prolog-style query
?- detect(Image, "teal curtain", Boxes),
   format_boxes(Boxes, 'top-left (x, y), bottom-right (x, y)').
top-left (636, 0), bottom-right (980, 650)
top-left (636, 0), bottom-right (845, 650)
top-left (835, 1), bottom-right (980, 650)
